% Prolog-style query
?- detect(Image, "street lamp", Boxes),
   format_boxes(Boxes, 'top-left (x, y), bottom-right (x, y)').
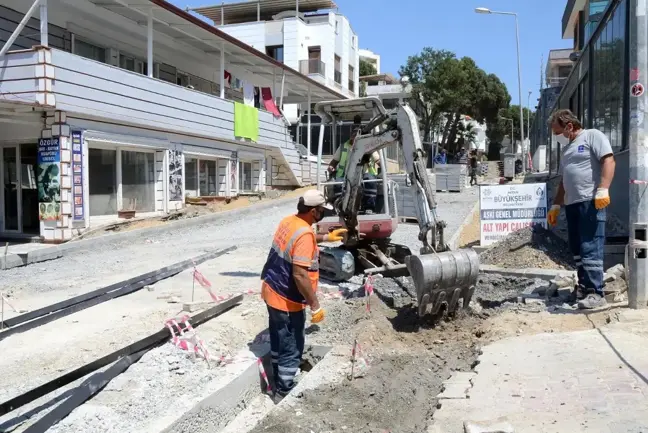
top-left (476, 6), bottom-right (525, 173)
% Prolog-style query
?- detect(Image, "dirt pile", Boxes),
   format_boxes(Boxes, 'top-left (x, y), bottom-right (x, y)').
top-left (480, 225), bottom-right (575, 270)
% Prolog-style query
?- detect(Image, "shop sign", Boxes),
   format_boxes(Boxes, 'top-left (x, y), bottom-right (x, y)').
top-left (71, 131), bottom-right (84, 221)
top-left (479, 183), bottom-right (547, 246)
top-left (37, 138), bottom-right (61, 221)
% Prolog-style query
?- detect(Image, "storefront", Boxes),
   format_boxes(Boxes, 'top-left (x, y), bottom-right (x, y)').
top-left (82, 131), bottom-right (168, 225)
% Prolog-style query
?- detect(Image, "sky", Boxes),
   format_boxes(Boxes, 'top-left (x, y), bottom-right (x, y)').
top-left (170, 0), bottom-right (573, 111)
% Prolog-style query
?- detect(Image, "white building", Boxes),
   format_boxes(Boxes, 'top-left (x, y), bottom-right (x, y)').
top-left (0, 0), bottom-right (343, 242)
top-left (192, 0), bottom-right (359, 123)
top-left (359, 48), bottom-right (380, 74)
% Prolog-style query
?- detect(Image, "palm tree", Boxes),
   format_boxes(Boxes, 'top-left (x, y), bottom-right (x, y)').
top-left (456, 121), bottom-right (477, 151)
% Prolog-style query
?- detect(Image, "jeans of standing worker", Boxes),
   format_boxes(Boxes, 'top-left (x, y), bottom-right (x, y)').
top-left (266, 304), bottom-right (306, 397)
top-left (363, 173), bottom-right (377, 212)
top-left (469, 168), bottom-right (478, 186)
top-left (565, 200), bottom-right (606, 296)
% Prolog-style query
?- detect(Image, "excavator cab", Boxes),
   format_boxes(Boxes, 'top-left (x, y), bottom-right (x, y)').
top-left (314, 98), bottom-right (398, 243)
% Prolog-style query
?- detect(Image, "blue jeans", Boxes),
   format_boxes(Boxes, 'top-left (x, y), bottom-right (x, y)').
top-left (266, 304), bottom-right (305, 397)
top-left (565, 200), bottom-right (606, 295)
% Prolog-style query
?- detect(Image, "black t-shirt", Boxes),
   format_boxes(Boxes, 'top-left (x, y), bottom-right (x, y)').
top-left (470, 156), bottom-right (478, 168)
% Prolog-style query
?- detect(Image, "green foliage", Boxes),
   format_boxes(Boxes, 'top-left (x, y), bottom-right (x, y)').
top-left (487, 105), bottom-right (536, 145)
top-left (399, 47), bottom-right (511, 145)
top-left (359, 59), bottom-right (377, 77)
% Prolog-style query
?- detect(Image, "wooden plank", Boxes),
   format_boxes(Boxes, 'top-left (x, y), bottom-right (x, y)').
top-left (0, 65), bottom-right (37, 80)
top-left (0, 49), bottom-right (40, 67)
top-left (0, 78), bottom-right (39, 94)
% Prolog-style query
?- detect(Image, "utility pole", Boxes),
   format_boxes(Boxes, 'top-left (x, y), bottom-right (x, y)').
top-left (628, 0), bottom-right (648, 309)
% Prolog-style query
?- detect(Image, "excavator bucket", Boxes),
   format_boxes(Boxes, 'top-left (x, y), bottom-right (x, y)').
top-left (405, 249), bottom-right (480, 317)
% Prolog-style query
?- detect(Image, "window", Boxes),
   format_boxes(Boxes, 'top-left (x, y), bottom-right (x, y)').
top-left (334, 55), bottom-right (341, 84)
top-left (88, 149), bottom-right (117, 216)
top-left (266, 45), bottom-right (284, 63)
top-left (335, 20), bottom-right (339, 34)
top-left (590, 0), bottom-right (626, 152)
top-left (121, 150), bottom-right (155, 212)
top-left (119, 53), bottom-right (147, 75)
top-left (185, 157), bottom-right (198, 197)
top-left (199, 160), bottom-right (218, 196)
top-left (239, 161), bottom-right (252, 192)
top-left (74, 39), bottom-right (106, 63)
top-left (348, 65), bottom-right (355, 92)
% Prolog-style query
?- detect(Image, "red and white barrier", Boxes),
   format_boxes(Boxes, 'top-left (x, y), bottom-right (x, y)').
top-left (257, 357), bottom-right (272, 392)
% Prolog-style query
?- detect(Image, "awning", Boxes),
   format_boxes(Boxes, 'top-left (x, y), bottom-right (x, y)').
top-left (192, 0), bottom-right (337, 25)
top-left (80, 0), bottom-right (347, 103)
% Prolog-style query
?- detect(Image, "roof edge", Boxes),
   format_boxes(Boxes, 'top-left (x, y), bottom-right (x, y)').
top-left (148, 0), bottom-right (347, 99)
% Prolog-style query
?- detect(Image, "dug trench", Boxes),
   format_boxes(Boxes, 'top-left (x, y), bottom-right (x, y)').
top-left (239, 272), bottom-right (610, 433)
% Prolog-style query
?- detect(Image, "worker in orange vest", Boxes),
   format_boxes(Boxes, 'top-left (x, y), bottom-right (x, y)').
top-left (261, 189), bottom-right (347, 402)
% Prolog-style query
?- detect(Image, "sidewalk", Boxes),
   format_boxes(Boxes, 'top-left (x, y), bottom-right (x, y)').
top-left (431, 310), bottom-right (648, 433)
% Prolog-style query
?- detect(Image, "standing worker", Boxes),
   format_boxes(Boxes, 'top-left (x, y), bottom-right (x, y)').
top-left (547, 109), bottom-right (616, 309)
top-left (261, 190), bottom-right (347, 402)
top-left (328, 115), bottom-right (381, 213)
top-left (469, 150), bottom-right (479, 186)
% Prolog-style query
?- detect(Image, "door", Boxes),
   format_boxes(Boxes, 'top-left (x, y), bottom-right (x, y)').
top-left (20, 143), bottom-right (39, 234)
top-left (2, 146), bottom-right (19, 232)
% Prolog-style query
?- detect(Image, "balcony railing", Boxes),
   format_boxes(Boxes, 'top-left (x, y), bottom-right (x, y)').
top-left (334, 70), bottom-right (341, 85)
top-left (546, 77), bottom-right (568, 88)
top-left (299, 59), bottom-right (325, 76)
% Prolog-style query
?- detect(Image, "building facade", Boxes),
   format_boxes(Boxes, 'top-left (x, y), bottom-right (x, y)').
top-left (192, 0), bottom-right (359, 123)
top-left (0, 0), bottom-right (343, 242)
top-left (359, 48), bottom-right (380, 74)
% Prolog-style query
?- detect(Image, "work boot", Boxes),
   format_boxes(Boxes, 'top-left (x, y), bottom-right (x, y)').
top-left (270, 392), bottom-right (285, 405)
top-left (577, 293), bottom-right (607, 310)
top-left (567, 285), bottom-right (587, 303)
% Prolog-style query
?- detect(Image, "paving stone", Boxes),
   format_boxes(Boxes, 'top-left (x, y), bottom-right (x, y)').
top-left (432, 327), bottom-right (648, 432)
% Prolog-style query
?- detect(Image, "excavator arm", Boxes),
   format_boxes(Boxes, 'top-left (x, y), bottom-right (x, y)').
top-left (336, 103), bottom-right (448, 254)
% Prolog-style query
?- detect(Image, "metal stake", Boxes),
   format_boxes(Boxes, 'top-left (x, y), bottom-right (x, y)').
top-left (1, 293), bottom-right (4, 330)
top-left (349, 338), bottom-right (357, 380)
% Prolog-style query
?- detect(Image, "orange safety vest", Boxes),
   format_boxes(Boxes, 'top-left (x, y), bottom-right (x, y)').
top-left (261, 215), bottom-right (319, 312)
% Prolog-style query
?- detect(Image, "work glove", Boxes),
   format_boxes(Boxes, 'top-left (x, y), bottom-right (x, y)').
top-left (311, 307), bottom-right (325, 324)
top-left (324, 228), bottom-right (348, 242)
top-left (594, 188), bottom-right (610, 210)
top-left (547, 205), bottom-right (560, 227)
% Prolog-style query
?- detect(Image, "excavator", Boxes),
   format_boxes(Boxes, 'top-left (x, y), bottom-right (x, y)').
top-left (313, 97), bottom-right (480, 318)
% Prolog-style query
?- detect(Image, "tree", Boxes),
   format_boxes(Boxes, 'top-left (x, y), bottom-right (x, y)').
top-left (359, 59), bottom-right (377, 77)
top-left (399, 47), bottom-right (456, 141)
top-left (456, 121), bottom-right (477, 149)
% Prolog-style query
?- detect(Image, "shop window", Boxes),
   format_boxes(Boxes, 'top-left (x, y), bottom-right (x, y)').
top-left (199, 160), bottom-right (218, 196)
top-left (185, 157), bottom-right (198, 197)
top-left (121, 150), bottom-right (155, 212)
top-left (89, 149), bottom-right (117, 216)
top-left (590, 0), bottom-right (625, 152)
top-left (239, 161), bottom-right (253, 192)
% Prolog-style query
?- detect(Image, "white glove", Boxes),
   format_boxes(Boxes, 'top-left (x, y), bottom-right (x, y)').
top-left (594, 188), bottom-right (610, 209)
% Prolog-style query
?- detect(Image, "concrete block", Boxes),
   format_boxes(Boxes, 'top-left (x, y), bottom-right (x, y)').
top-left (438, 383), bottom-right (470, 399)
top-left (464, 419), bottom-right (515, 433)
top-left (26, 246), bottom-right (62, 265)
top-left (480, 265), bottom-right (574, 282)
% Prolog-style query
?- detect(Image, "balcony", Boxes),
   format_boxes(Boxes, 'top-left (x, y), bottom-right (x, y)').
top-left (365, 83), bottom-right (411, 97)
top-left (0, 48), bottom-right (294, 152)
top-left (299, 59), bottom-right (325, 76)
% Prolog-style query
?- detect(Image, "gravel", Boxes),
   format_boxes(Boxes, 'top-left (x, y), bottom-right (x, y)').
top-left (480, 225), bottom-right (575, 270)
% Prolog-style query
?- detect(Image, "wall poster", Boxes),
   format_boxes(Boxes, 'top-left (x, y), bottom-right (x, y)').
top-left (168, 149), bottom-right (183, 201)
top-left (71, 131), bottom-right (85, 221)
top-left (37, 137), bottom-right (61, 221)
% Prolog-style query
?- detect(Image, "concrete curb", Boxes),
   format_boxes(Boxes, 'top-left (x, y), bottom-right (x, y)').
top-left (1, 194), bottom-right (302, 271)
top-left (480, 264), bottom-right (575, 281)
top-left (449, 200), bottom-right (479, 250)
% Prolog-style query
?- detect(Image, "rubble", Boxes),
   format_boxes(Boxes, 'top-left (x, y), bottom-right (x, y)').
top-left (480, 225), bottom-right (575, 270)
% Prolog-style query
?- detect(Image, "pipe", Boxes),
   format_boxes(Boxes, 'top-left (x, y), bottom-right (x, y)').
top-left (147, 8), bottom-right (153, 78)
top-left (316, 123), bottom-right (325, 189)
top-left (39, 0), bottom-right (48, 47)
top-left (279, 70), bottom-right (285, 109)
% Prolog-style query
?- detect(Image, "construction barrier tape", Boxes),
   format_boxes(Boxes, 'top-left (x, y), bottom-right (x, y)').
top-left (257, 357), bottom-right (272, 392)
